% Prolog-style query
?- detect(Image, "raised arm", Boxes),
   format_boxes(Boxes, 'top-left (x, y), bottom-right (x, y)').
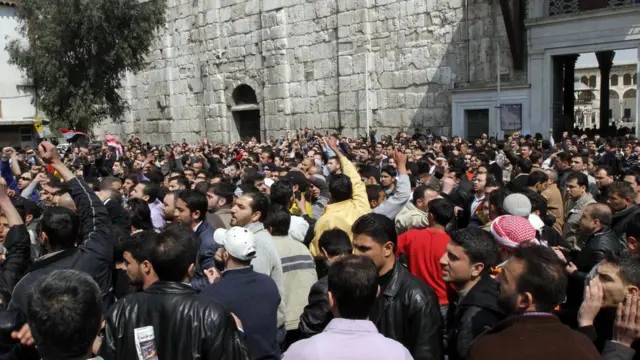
top-left (325, 136), bottom-right (369, 212)
top-left (38, 142), bottom-right (112, 262)
top-left (0, 178), bottom-right (31, 305)
top-left (373, 149), bottom-right (411, 219)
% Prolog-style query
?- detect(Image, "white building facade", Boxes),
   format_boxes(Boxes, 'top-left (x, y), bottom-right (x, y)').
top-left (526, 0), bottom-right (640, 138)
top-left (0, 0), bottom-right (38, 148)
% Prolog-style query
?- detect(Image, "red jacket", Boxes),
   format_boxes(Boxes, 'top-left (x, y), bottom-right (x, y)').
top-left (397, 228), bottom-right (451, 305)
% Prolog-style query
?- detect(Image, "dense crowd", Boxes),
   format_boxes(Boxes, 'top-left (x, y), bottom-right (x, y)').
top-left (1, 127), bottom-right (640, 359)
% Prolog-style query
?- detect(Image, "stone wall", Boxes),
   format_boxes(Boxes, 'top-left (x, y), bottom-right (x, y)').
top-left (95, 0), bottom-right (523, 143)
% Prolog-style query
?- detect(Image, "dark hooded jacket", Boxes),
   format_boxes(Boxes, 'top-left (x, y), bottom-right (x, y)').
top-left (611, 205), bottom-right (640, 244)
top-left (446, 275), bottom-right (505, 360)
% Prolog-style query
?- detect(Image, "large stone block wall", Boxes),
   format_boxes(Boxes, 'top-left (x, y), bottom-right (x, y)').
top-left (95, 0), bottom-right (523, 143)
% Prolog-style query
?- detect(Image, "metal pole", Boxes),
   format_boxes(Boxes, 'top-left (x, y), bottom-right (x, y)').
top-left (497, 40), bottom-right (502, 136)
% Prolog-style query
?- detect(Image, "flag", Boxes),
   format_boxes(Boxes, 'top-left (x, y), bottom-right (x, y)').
top-left (59, 128), bottom-right (89, 140)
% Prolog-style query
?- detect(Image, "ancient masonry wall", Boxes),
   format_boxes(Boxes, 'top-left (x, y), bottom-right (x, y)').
top-left (96, 0), bottom-right (521, 143)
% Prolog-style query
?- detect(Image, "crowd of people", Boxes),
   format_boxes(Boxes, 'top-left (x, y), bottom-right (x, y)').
top-left (0, 127), bottom-right (640, 359)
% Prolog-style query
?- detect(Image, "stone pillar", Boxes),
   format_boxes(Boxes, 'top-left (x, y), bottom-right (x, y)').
top-left (552, 56), bottom-right (565, 140)
top-left (596, 50), bottom-right (615, 136)
top-left (563, 55), bottom-right (579, 135)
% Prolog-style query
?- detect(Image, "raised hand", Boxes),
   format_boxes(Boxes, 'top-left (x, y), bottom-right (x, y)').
top-left (577, 277), bottom-right (604, 327)
top-left (613, 295), bottom-right (640, 347)
top-left (37, 141), bottom-right (60, 165)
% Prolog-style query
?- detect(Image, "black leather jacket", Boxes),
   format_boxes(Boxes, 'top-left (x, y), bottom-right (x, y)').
top-left (371, 262), bottom-right (444, 360)
top-left (100, 281), bottom-right (249, 360)
top-left (446, 275), bottom-right (505, 360)
top-left (567, 227), bottom-right (622, 310)
top-left (298, 276), bottom-right (331, 338)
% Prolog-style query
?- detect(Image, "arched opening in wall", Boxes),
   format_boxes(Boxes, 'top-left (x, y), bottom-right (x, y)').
top-left (634, 74), bottom-right (637, 85)
top-left (610, 89), bottom-right (621, 121)
top-left (611, 74), bottom-right (619, 87)
top-left (231, 84), bottom-right (261, 142)
top-left (623, 74), bottom-right (632, 86)
top-left (581, 76), bottom-right (589, 86)
top-left (623, 89), bottom-right (637, 121)
top-left (588, 75), bottom-right (597, 88)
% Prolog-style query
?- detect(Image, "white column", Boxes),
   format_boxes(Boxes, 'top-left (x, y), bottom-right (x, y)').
top-left (529, 50), bottom-right (547, 137)
top-left (636, 46), bottom-right (640, 137)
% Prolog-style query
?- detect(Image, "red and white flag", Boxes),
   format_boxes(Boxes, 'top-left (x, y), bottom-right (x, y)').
top-left (59, 128), bottom-right (89, 140)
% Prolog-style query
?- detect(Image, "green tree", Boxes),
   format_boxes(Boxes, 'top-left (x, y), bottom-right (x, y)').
top-left (7, 0), bottom-right (166, 131)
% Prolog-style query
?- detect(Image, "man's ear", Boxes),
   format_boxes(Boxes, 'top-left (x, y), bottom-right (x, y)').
top-left (25, 214), bottom-right (33, 225)
top-left (192, 210), bottom-right (201, 222)
top-left (40, 231), bottom-right (48, 245)
top-left (628, 236), bottom-right (638, 253)
top-left (470, 262), bottom-right (485, 278)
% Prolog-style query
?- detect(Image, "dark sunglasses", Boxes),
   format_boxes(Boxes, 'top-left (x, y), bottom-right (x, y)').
top-left (20, 177), bottom-right (31, 181)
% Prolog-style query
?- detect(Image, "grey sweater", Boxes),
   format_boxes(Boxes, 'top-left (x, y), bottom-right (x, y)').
top-left (246, 221), bottom-right (286, 328)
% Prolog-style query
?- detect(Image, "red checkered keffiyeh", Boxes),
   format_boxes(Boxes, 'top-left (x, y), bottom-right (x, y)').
top-left (490, 215), bottom-right (540, 250)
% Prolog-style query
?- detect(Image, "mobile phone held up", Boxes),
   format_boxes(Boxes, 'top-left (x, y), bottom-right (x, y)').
top-left (295, 190), bottom-right (302, 201)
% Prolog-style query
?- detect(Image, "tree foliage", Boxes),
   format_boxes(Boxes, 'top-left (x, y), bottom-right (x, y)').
top-left (7, 0), bottom-right (166, 131)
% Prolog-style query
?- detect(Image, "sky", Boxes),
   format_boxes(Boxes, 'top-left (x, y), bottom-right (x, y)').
top-left (576, 49), bottom-right (638, 67)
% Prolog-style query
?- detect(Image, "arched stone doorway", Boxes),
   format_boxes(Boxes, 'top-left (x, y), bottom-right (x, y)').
top-left (231, 84), bottom-right (261, 142)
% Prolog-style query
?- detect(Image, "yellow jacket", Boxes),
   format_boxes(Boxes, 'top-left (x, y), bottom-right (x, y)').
top-left (289, 197), bottom-right (313, 217)
top-left (309, 155), bottom-right (371, 257)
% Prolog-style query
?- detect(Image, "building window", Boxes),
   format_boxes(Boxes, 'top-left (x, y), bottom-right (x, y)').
top-left (581, 76), bottom-right (589, 86)
top-left (624, 73), bottom-right (632, 86)
top-left (589, 75), bottom-right (597, 88)
top-left (611, 74), bottom-right (619, 86)
top-left (609, 109), bottom-right (613, 119)
top-left (624, 108), bottom-right (632, 119)
top-left (634, 73), bottom-right (637, 85)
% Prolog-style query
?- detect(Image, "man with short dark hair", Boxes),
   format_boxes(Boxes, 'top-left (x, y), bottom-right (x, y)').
top-left (129, 181), bottom-right (164, 231)
top-left (311, 137), bottom-right (370, 258)
top-left (607, 181), bottom-right (640, 242)
top-left (397, 198), bottom-right (454, 321)
top-left (283, 255), bottom-right (413, 360)
top-left (206, 182), bottom-right (235, 229)
top-left (100, 225), bottom-right (247, 359)
top-left (168, 176), bottom-right (189, 191)
top-left (563, 172), bottom-right (596, 250)
top-left (264, 204), bottom-right (316, 343)
top-left (298, 228), bottom-right (353, 338)
top-left (352, 213), bottom-right (443, 360)
top-left (175, 189), bottom-right (216, 290)
top-left (8, 142), bottom-right (112, 356)
top-left (395, 184), bottom-right (440, 235)
top-left (467, 245), bottom-right (601, 360)
top-left (595, 166), bottom-right (615, 203)
top-left (27, 270), bottom-right (103, 360)
top-left (231, 191), bottom-right (286, 339)
top-left (439, 227), bottom-right (503, 360)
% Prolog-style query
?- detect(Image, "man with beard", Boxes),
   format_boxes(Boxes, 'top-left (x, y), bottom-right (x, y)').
top-left (99, 226), bottom-right (247, 359)
top-left (230, 191), bottom-right (286, 342)
top-left (116, 231), bottom-right (158, 292)
top-left (467, 245), bottom-right (601, 360)
top-left (206, 182), bottom-right (235, 229)
top-left (161, 191), bottom-right (178, 223)
top-left (174, 189), bottom-right (216, 290)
